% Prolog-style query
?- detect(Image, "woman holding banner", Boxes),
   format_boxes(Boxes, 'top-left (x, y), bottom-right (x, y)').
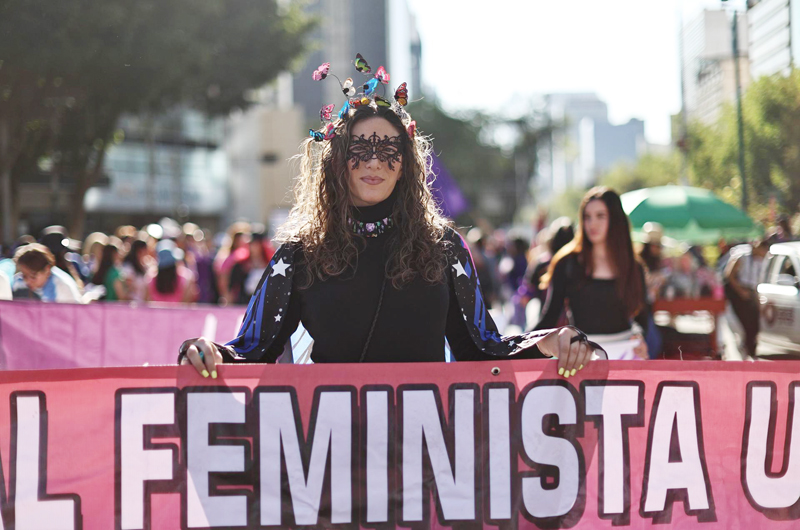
top-left (535, 187), bottom-right (650, 360)
top-left (179, 55), bottom-right (603, 377)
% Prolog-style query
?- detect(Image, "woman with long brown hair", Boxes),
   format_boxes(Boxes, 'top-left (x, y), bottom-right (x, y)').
top-left (178, 56), bottom-right (602, 377)
top-left (535, 187), bottom-right (649, 359)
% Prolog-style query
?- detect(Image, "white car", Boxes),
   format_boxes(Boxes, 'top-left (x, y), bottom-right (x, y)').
top-left (757, 242), bottom-right (800, 355)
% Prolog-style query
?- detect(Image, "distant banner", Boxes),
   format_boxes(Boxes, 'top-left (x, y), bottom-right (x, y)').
top-left (0, 300), bottom-right (246, 370)
top-left (1, 361), bottom-right (800, 528)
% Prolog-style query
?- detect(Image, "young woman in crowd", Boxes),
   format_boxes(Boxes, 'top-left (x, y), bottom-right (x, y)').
top-left (178, 55), bottom-right (603, 377)
top-left (90, 237), bottom-right (127, 302)
top-left (536, 187), bottom-right (649, 360)
top-left (147, 240), bottom-right (197, 304)
top-left (122, 238), bottom-right (152, 303)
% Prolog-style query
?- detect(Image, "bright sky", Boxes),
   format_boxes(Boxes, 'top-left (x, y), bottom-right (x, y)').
top-left (405, 0), bottom-right (736, 146)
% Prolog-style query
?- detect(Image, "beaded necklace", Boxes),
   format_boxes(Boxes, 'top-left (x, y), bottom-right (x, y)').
top-left (349, 216), bottom-right (394, 237)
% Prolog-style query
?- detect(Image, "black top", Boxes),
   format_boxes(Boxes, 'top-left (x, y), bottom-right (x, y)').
top-left (534, 254), bottom-right (648, 335)
top-left (235, 192), bottom-right (544, 363)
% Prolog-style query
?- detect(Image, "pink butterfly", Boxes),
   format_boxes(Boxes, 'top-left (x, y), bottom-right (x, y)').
top-left (407, 120), bottom-right (416, 138)
top-left (323, 122), bottom-right (336, 140)
top-left (319, 104), bottom-right (335, 121)
top-left (312, 62), bottom-right (330, 81)
top-left (375, 66), bottom-right (390, 84)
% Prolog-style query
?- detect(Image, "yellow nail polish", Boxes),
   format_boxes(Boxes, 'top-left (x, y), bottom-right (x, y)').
top-left (564, 371), bottom-right (570, 379)
top-left (558, 367), bottom-right (564, 376)
top-left (579, 364), bottom-right (584, 370)
top-left (201, 370), bottom-right (209, 378)
top-left (571, 368), bottom-right (577, 377)
top-left (211, 371), bottom-right (218, 379)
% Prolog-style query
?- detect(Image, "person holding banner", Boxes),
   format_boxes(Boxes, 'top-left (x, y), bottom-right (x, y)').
top-left (535, 186), bottom-right (650, 360)
top-left (179, 55), bottom-right (602, 378)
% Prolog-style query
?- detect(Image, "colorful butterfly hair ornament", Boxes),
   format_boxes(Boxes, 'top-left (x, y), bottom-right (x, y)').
top-left (319, 104), bottom-right (334, 122)
top-left (375, 66), bottom-right (390, 84)
top-left (394, 82), bottom-right (408, 106)
top-left (309, 122), bottom-right (336, 142)
top-left (312, 62), bottom-right (330, 81)
top-left (354, 53), bottom-right (371, 73)
top-left (310, 53), bottom-right (414, 138)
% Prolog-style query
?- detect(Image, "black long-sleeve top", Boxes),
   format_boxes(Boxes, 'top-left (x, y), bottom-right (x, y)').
top-left (219, 193), bottom-right (553, 364)
top-left (534, 253), bottom-right (648, 335)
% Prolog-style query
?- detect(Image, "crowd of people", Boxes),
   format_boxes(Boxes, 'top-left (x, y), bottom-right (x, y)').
top-left (0, 219), bottom-right (275, 306)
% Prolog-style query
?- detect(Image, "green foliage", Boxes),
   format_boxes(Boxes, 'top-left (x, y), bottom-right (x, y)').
top-left (599, 151), bottom-right (682, 194)
top-left (686, 69), bottom-right (800, 216)
top-left (548, 186), bottom-right (587, 222)
top-left (410, 98), bottom-right (515, 224)
top-left (0, 0), bottom-right (313, 236)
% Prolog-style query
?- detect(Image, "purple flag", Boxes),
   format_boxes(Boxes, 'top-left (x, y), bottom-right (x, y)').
top-left (428, 152), bottom-right (469, 218)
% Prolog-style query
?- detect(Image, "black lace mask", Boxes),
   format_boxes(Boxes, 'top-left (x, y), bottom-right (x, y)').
top-left (347, 132), bottom-right (403, 171)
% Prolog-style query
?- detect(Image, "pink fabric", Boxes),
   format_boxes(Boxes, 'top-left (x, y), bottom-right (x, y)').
top-left (0, 361), bottom-right (799, 528)
top-left (0, 299), bottom-right (245, 369)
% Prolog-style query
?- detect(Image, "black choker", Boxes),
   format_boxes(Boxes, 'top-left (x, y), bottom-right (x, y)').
top-left (349, 216), bottom-right (394, 237)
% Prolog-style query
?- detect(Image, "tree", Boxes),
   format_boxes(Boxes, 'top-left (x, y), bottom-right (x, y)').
top-left (687, 69), bottom-right (800, 217)
top-left (411, 98), bottom-right (516, 225)
top-left (0, 0), bottom-right (314, 239)
top-left (599, 151), bottom-right (682, 194)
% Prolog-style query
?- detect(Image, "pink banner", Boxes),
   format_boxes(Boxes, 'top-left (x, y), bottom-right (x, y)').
top-left (0, 300), bottom-right (245, 370)
top-left (1, 361), bottom-right (800, 528)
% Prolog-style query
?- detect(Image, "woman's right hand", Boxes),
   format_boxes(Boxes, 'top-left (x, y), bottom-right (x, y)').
top-left (180, 337), bottom-right (223, 378)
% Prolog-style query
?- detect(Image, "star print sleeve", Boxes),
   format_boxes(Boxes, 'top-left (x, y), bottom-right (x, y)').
top-left (220, 243), bottom-right (302, 363)
top-left (445, 228), bottom-right (548, 359)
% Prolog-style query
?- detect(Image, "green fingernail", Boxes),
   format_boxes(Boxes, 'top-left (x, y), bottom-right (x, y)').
top-left (558, 367), bottom-right (564, 376)
top-left (564, 371), bottom-right (570, 379)
top-left (211, 371), bottom-right (217, 379)
top-left (201, 370), bottom-right (209, 378)
top-left (571, 368), bottom-right (577, 377)
top-left (579, 364), bottom-right (584, 370)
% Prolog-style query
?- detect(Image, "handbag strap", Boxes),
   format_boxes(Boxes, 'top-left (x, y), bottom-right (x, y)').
top-left (358, 275), bottom-right (388, 362)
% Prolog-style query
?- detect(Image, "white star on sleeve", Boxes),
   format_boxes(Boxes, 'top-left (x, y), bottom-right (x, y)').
top-left (452, 260), bottom-right (468, 278)
top-left (271, 258), bottom-right (290, 277)
top-left (275, 315), bottom-right (282, 322)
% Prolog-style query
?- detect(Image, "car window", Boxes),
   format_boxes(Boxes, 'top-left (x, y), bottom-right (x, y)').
top-left (768, 255), bottom-right (786, 284)
top-left (780, 257), bottom-right (797, 278)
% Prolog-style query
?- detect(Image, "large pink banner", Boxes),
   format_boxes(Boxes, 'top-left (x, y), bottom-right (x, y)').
top-left (0, 300), bottom-right (245, 370)
top-left (1, 360), bottom-right (800, 528)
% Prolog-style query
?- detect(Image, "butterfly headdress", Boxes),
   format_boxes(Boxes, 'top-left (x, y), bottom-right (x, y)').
top-left (309, 53), bottom-right (414, 142)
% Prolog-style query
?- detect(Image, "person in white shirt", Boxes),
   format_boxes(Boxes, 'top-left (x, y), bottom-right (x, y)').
top-left (724, 240), bottom-right (769, 356)
top-left (12, 243), bottom-right (82, 303)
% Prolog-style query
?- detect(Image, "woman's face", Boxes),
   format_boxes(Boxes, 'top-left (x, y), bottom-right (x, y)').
top-left (347, 117), bottom-right (403, 207)
top-left (583, 199), bottom-right (610, 246)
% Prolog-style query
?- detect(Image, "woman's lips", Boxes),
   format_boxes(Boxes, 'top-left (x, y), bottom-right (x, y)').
top-left (361, 176), bottom-right (384, 185)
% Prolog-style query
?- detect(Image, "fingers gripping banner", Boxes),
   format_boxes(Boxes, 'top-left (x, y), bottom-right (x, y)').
top-left (0, 361), bottom-right (799, 529)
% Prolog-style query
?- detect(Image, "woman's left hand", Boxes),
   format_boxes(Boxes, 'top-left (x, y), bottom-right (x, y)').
top-left (537, 327), bottom-right (595, 378)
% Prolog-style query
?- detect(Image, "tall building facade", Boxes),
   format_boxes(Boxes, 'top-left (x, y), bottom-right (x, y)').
top-left (681, 9), bottom-right (751, 125)
top-left (291, 0), bottom-right (422, 127)
top-left (536, 93), bottom-right (645, 196)
top-left (84, 109), bottom-right (229, 232)
top-left (747, 0), bottom-right (800, 77)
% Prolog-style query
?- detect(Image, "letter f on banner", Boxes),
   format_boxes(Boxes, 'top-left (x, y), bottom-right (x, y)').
top-left (116, 391), bottom-right (177, 530)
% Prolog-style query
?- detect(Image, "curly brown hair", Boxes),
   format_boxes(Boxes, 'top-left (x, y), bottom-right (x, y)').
top-left (276, 104), bottom-right (452, 289)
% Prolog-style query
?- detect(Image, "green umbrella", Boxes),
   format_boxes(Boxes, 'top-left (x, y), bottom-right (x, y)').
top-left (620, 185), bottom-right (763, 245)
